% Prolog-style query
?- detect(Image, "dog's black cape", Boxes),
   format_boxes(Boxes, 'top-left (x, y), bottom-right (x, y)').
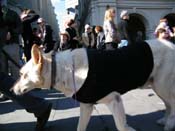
top-left (72, 42), bottom-right (154, 103)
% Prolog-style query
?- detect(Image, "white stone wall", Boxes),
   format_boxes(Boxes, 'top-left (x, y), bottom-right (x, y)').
top-left (80, 0), bottom-right (175, 39)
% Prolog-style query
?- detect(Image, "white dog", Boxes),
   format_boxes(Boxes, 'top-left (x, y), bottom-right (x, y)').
top-left (13, 39), bottom-right (175, 131)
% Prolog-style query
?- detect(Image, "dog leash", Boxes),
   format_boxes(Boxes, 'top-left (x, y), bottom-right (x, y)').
top-left (50, 48), bottom-right (78, 119)
top-left (71, 56), bottom-right (78, 107)
top-left (49, 49), bottom-right (58, 121)
top-left (50, 49), bottom-right (57, 89)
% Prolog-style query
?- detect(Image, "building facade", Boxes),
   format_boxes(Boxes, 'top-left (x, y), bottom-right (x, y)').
top-left (63, 0), bottom-right (79, 31)
top-left (76, 0), bottom-right (175, 41)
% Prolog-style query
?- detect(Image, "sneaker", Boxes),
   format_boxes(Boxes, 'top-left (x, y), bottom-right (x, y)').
top-left (35, 103), bottom-right (52, 131)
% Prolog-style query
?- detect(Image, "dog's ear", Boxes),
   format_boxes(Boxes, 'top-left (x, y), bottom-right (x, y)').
top-left (31, 44), bottom-right (43, 72)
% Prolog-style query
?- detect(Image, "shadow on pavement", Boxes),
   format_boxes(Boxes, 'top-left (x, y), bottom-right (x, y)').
top-left (0, 109), bottom-right (165, 131)
top-left (0, 89), bottom-right (165, 131)
top-left (0, 101), bottom-right (23, 114)
top-left (0, 89), bottom-right (79, 114)
top-left (25, 89), bottom-right (80, 110)
top-left (127, 110), bottom-right (164, 131)
top-left (0, 122), bottom-right (36, 131)
top-left (48, 110), bottom-right (164, 131)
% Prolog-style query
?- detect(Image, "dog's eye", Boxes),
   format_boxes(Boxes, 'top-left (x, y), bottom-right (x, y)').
top-left (23, 74), bottom-right (28, 79)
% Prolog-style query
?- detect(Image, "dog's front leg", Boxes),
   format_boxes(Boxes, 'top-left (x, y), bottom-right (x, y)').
top-left (164, 99), bottom-right (175, 131)
top-left (77, 103), bottom-right (93, 131)
top-left (157, 99), bottom-right (170, 126)
top-left (104, 92), bottom-right (136, 131)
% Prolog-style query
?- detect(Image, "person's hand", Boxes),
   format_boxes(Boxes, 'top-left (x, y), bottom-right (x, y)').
top-left (38, 33), bottom-right (42, 38)
top-left (39, 44), bottom-right (44, 49)
top-left (6, 32), bottom-right (11, 41)
top-left (73, 37), bottom-right (78, 40)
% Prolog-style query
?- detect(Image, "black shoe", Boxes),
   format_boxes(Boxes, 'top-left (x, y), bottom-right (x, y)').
top-left (0, 94), bottom-right (9, 102)
top-left (35, 103), bottom-right (52, 131)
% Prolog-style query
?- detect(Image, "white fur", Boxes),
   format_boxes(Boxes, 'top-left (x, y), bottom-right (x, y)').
top-left (13, 39), bottom-right (175, 131)
top-left (145, 39), bottom-right (175, 131)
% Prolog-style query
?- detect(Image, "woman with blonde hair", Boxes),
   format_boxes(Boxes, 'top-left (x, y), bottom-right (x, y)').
top-left (103, 7), bottom-right (120, 50)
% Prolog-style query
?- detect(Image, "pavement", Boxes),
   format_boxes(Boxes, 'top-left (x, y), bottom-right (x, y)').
top-left (0, 88), bottom-right (165, 131)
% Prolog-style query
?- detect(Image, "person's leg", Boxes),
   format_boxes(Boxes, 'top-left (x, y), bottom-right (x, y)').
top-left (3, 43), bottom-right (20, 79)
top-left (0, 72), bottom-right (52, 131)
top-left (24, 42), bottom-right (32, 61)
top-left (0, 47), bottom-right (8, 74)
top-left (0, 49), bottom-right (10, 101)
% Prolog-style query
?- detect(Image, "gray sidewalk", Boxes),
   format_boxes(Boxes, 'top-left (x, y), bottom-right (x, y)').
top-left (0, 89), bottom-right (165, 131)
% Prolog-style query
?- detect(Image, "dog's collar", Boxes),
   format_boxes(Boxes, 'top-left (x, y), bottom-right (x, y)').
top-left (50, 50), bottom-right (57, 89)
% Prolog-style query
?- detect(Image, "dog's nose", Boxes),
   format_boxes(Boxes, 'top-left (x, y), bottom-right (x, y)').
top-left (13, 87), bottom-right (22, 95)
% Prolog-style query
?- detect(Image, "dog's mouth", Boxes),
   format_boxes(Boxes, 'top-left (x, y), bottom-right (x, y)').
top-left (12, 88), bottom-right (24, 95)
top-left (12, 85), bottom-right (32, 95)
top-left (21, 88), bottom-right (29, 94)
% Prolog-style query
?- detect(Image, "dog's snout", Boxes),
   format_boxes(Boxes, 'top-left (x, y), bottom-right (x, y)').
top-left (12, 84), bottom-right (23, 95)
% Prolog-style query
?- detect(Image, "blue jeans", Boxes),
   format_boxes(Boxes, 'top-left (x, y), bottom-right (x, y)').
top-left (0, 72), bottom-right (50, 118)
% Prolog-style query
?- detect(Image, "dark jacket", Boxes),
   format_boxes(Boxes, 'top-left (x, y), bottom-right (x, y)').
top-left (65, 27), bottom-right (79, 49)
top-left (66, 27), bottom-right (77, 40)
top-left (21, 14), bottom-right (39, 61)
top-left (0, 7), bottom-right (22, 44)
top-left (118, 19), bottom-right (131, 44)
top-left (0, 6), bottom-right (7, 46)
top-left (39, 24), bottom-right (54, 53)
top-left (22, 14), bottom-right (39, 43)
top-left (59, 41), bottom-right (71, 51)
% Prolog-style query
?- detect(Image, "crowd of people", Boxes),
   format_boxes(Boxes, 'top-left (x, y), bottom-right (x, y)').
top-left (59, 8), bottom-right (134, 51)
top-left (59, 8), bottom-right (175, 52)
top-left (1, 0), bottom-right (175, 130)
top-left (154, 18), bottom-right (175, 42)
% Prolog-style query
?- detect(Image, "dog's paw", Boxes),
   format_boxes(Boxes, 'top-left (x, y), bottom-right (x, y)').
top-left (157, 118), bottom-right (166, 126)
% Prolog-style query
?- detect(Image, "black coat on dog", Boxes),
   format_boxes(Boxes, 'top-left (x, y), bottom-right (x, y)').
top-left (73, 42), bottom-right (154, 103)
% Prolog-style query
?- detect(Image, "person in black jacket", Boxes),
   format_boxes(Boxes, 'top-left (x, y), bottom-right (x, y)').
top-left (20, 9), bottom-right (40, 61)
top-left (0, 0), bottom-right (23, 100)
top-left (118, 10), bottom-right (131, 48)
top-left (65, 19), bottom-right (79, 49)
top-left (0, 71), bottom-right (52, 131)
top-left (37, 18), bottom-right (54, 53)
